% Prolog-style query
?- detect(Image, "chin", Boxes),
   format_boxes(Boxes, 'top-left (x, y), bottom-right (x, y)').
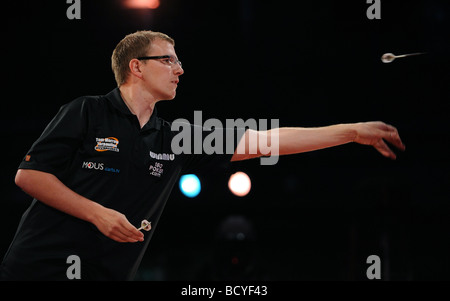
top-left (167, 92), bottom-right (177, 100)
top-left (160, 95), bottom-right (176, 101)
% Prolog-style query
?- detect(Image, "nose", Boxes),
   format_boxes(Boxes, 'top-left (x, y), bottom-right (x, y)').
top-left (173, 64), bottom-right (184, 76)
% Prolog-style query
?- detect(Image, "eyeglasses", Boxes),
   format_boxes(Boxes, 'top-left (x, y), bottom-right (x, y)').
top-left (137, 55), bottom-right (182, 68)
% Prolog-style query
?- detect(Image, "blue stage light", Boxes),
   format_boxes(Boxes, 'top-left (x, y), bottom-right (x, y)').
top-left (179, 174), bottom-right (201, 198)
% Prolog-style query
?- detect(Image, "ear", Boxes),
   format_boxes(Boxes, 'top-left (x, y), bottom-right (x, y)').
top-left (128, 58), bottom-right (144, 80)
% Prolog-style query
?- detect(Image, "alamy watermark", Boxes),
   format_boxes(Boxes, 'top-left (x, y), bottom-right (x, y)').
top-left (366, 0), bottom-right (381, 20)
top-left (66, 254), bottom-right (81, 279)
top-left (171, 111), bottom-right (280, 166)
top-left (366, 255), bottom-right (381, 279)
top-left (65, 253), bottom-right (382, 280)
top-left (66, 0), bottom-right (81, 20)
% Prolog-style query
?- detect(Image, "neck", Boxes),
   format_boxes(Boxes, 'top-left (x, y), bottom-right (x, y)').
top-left (119, 84), bottom-right (157, 128)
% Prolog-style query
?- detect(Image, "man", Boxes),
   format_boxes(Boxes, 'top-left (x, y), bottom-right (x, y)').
top-left (0, 30), bottom-right (405, 280)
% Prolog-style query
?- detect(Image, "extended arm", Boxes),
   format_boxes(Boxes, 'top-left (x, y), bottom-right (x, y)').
top-left (231, 121), bottom-right (405, 162)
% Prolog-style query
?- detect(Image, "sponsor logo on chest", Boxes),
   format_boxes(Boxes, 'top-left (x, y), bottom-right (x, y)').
top-left (95, 137), bottom-right (119, 152)
top-left (148, 151), bottom-right (175, 177)
top-left (149, 151), bottom-right (175, 161)
top-left (82, 161), bottom-right (120, 173)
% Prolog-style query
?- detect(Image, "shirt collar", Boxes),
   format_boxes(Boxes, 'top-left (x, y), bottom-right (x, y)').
top-left (106, 87), bottom-right (161, 131)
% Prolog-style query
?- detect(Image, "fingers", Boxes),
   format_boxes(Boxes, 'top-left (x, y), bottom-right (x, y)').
top-left (97, 208), bottom-right (145, 243)
top-left (351, 121), bottom-right (406, 160)
top-left (382, 124), bottom-right (406, 151)
top-left (110, 227), bottom-right (144, 243)
top-left (362, 122), bottom-right (405, 159)
top-left (115, 219), bottom-right (144, 243)
top-left (368, 122), bottom-right (406, 156)
top-left (110, 234), bottom-right (134, 243)
top-left (374, 139), bottom-right (397, 160)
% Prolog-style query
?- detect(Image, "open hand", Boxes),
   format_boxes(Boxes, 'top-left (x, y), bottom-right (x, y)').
top-left (353, 121), bottom-right (406, 159)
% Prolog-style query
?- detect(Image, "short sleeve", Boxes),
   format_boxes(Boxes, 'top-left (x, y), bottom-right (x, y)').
top-left (172, 123), bottom-right (246, 174)
top-left (18, 97), bottom-right (89, 179)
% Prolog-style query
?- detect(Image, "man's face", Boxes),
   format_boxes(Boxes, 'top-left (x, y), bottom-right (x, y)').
top-left (141, 39), bottom-right (184, 101)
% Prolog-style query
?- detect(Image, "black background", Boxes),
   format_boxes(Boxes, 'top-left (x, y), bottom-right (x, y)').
top-left (1, 0), bottom-right (450, 281)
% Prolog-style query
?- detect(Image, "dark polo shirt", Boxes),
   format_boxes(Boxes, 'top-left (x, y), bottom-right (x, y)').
top-left (0, 88), bottom-right (242, 280)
